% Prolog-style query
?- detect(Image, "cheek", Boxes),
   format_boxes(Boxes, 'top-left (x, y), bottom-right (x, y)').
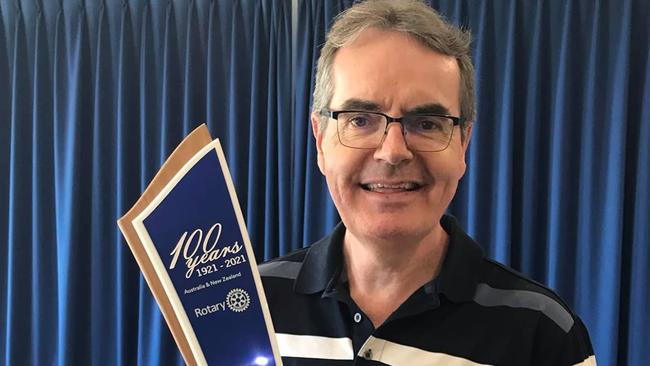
top-left (322, 161), bottom-right (357, 218)
top-left (426, 155), bottom-right (466, 181)
top-left (456, 158), bottom-right (467, 178)
top-left (324, 157), bottom-right (355, 189)
top-left (322, 152), bottom-right (366, 200)
top-left (436, 144), bottom-right (468, 179)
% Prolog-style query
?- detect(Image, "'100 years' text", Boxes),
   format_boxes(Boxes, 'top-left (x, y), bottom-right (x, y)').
top-left (168, 223), bottom-right (244, 278)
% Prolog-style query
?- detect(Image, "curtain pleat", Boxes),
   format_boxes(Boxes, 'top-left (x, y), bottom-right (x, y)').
top-left (625, 44), bottom-right (650, 366)
top-left (576, 1), bottom-right (630, 363)
top-left (50, 7), bottom-right (65, 364)
top-left (61, 5), bottom-right (94, 365)
top-left (181, 0), bottom-right (204, 135)
top-left (545, 0), bottom-right (577, 296)
top-left (1, 0), bottom-right (649, 365)
top-left (7, 4), bottom-right (31, 365)
top-left (159, 1), bottom-right (182, 162)
top-left (274, 0), bottom-right (291, 257)
top-left (246, 0), bottom-right (268, 261)
top-left (31, 4), bottom-right (57, 365)
top-left (0, 4), bottom-right (8, 361)
top-left (135, 3), bottom-right (165, 365)
top-left (89, 2), bottom-right (114, 364)
top-left (117, 3), bottom-right (142, 365)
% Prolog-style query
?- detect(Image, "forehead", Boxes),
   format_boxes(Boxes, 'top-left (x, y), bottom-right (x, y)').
top-left (330, 28), bottom-right (461, 115)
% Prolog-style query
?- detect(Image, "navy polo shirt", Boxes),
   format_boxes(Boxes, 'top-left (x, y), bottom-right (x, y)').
top-left (259, 215), bottom-right (595, 366)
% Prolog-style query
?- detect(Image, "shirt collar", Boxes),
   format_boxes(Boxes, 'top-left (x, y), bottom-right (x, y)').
top-left (436, 215), bottom-right (485, 302)
top-left (293, 222), bottom-right (346, 295)
top-left (293, 215), bottom-right (484, 303)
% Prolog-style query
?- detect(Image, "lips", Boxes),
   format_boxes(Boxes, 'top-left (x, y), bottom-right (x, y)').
top-left (360, 182), bottom-right (422, 192)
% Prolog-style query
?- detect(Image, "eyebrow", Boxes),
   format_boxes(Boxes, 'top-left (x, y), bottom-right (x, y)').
top-left (338, 99), bottom-right (383, 112)
top-left (336, 99), bottom-right (451, 116)
top-left (406, 103), bottom-right (450, 116)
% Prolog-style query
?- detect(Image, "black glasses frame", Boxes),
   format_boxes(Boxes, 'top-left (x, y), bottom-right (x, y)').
top-left (319, 109), bottom-right (464, 152)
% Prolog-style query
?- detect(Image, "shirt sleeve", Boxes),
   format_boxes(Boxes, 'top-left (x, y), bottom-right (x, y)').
top-left (535, 314), bottom-right (596, 366)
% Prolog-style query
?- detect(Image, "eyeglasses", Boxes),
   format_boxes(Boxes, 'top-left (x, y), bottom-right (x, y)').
top-left (320, 109), bottom-right (463, 152)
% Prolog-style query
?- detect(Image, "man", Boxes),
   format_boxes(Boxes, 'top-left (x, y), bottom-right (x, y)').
top-left (260, 1), bottom-right (596, 365)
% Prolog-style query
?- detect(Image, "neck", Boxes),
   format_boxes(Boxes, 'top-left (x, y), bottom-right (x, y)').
top-left (343, 224), bottom-right (449, 327)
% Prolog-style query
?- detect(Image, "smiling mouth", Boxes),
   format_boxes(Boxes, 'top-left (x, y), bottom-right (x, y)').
top-left (360, 182), bottom-right (422, 192)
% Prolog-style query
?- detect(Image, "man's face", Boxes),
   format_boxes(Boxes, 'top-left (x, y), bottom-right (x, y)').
top-left (312, 28), bottom-right (471, 244)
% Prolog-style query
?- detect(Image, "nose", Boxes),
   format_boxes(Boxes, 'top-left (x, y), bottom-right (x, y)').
top-left (373, 123), bottom-right (414, 165)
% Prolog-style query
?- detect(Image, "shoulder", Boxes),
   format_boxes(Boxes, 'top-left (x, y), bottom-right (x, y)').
top-left (476, 257), bottom-right (576, 332)
top-left (473, 258), bottom-right (595, 365)
top-left (259, 247), bottom-right (308, 280)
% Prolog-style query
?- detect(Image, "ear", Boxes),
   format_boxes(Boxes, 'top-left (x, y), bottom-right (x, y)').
top-left (457, 123), bottom-right (473, 177)
top-left (311, 112), bottom-right (326, 175)
top-left (461, 122), bottom-right (473, 155)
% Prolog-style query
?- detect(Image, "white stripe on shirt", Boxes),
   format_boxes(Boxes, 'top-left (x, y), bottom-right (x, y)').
top-left (572, 355), bottom-right (597, 366)
top-left (276, 333), bottom-right (354, 360)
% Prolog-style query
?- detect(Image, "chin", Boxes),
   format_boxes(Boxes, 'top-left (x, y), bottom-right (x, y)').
top-left (351, 216), bottom-right (432, 243)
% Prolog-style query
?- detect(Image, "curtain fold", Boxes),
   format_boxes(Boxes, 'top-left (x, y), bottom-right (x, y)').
top-left (0, 0), bottom-right (648, 365)
top-left (1, 0), bottom-right (292, 365)
top-left (30, 4), bottom-right (57, 365)
top-left (0, 5), bottom-right (8, 360)
top-left (6, 3), bottom-right (32, 365)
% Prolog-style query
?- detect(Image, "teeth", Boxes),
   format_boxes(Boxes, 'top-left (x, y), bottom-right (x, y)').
top-left (366, 182), bottom-right (418, 190)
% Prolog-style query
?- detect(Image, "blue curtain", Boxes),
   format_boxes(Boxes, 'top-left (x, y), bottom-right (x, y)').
top-left (0, 0), bottom-right (291, 364)
top-left (1, 0), bottom-right (648, 366)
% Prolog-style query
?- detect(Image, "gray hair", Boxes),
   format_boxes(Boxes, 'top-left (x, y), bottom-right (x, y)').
top-left (312, 0), bottom-right (475, 139)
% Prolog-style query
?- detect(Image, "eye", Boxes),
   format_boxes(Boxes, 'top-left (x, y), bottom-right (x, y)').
top-left (340, 112), bottom-right (381, 129)
top-left (349, 115), bottom-right (371, 128)
top-left (414, 117), bottom-right (444, 131)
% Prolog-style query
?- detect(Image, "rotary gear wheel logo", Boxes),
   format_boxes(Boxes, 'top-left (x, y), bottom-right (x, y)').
top-left (226, 288), bottom-right (250, 312)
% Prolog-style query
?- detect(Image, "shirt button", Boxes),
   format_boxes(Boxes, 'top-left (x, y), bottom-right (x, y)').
top-left (364, 348), bottom-right (373, 359)
top-left (353, 312), bottom-right (362, 323)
